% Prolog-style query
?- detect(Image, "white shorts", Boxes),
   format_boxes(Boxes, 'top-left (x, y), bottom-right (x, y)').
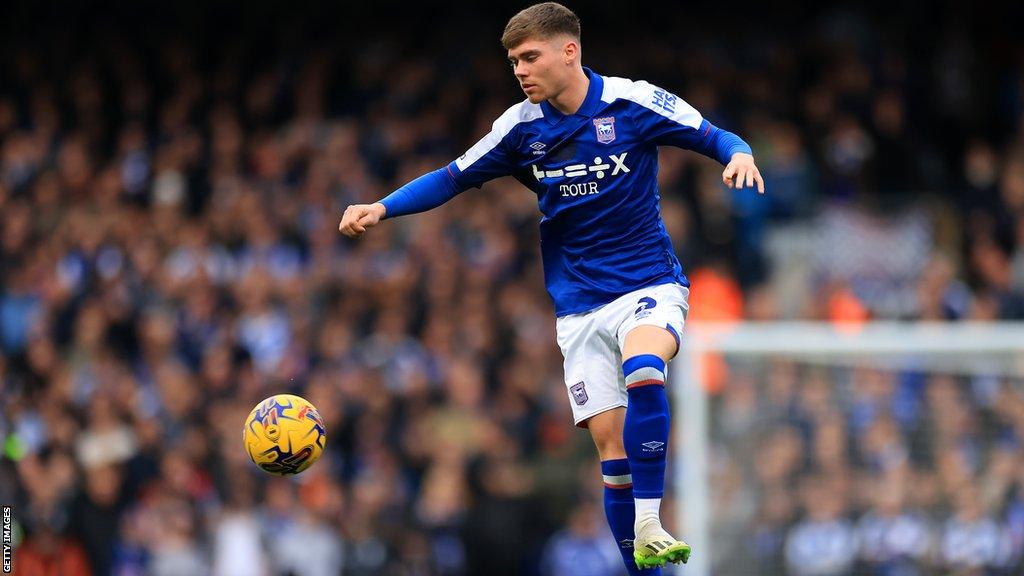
top-left (554, 282), bottom-right (690, 428)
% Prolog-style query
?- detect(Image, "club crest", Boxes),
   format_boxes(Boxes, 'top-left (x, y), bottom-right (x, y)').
top-left (570, 381), bottom-right (588, 405)
top-left (593, 117), bottom-right (616, 144)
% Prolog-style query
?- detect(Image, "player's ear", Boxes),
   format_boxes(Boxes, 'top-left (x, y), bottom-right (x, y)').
top-left (562, 38), bottom-right (579, 65)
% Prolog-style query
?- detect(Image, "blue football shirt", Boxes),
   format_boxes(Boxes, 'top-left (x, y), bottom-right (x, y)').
top-left (383, 67), bottom-right (751, 316)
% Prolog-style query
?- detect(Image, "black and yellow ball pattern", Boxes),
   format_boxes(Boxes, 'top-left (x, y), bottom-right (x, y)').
top-left (243, 394), bottom-right (326, 475)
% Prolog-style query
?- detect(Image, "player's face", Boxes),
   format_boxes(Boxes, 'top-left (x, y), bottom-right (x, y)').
top-left (507, 37), bottom-right (571, 104)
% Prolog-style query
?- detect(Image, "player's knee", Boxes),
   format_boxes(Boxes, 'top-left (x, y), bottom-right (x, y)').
top-left (597, 440), bottom-right (627, 461)
top-left (585, 407), bottom-right (627, 459)
top-left (591, 429), bottom-right (626, 460)
top-left (622, 326), bottom-right (678, 364)
top-left (588, 426), bottom-right (625, 460)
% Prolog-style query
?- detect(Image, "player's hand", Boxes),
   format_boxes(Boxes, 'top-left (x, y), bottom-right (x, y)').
top-left (338, 203), bottom-right (386, 238)
top-left (722, 153), bottom-right (765, 194)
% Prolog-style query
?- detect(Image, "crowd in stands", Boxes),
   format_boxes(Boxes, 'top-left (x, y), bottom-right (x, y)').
top-left (1, 2), bottom-right (1022, 574)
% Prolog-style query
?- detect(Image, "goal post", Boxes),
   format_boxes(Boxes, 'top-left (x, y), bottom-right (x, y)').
top-left (672, 322), bottom-right (1024, 576)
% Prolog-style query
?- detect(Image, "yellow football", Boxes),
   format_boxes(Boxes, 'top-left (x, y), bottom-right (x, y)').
top-left (243, 394), bottom-right (326, 475)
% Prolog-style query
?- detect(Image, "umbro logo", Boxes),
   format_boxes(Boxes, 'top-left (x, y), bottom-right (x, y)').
top-left (618, 538), bottom-right (634, 549)
top-left (642, 441), bottom-right (665, 451)
top-left (530, 141), bottom-right (546, 150)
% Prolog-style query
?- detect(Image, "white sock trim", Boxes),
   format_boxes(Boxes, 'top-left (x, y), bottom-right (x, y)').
top-left (624, 366), bottom-right (665, 387)
top-left (602, 473), bottom-right (633, 487)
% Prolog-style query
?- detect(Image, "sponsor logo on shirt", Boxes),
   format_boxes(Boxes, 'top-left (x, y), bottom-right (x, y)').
top-left (531, 152), bottom-right (629, 181)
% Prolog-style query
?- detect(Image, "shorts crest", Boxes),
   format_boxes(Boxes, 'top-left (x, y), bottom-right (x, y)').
top-left (570, 381), bottom-right (589, 405)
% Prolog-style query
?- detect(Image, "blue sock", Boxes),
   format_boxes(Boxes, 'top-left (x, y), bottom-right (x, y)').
top-left (602, 458), bottom-right (661, 576)
top-left (623, 354), bottom-right (669, 500)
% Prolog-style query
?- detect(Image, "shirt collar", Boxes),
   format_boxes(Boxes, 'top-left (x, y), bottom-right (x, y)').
top-left (540, 67), bottom-right (604, 123)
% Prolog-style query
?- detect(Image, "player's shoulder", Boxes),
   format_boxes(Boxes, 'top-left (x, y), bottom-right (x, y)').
top-left (492, 99), bottom-right (544, 136)
top-left (599, 74), bottom-right (702, 128)
top-left (599, 74), bottom-right (659, 105)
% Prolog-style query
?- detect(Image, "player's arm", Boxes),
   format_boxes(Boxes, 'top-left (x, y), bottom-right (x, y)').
top-left (339, 116), bottom-right (518, 238)
top-left (633, 83), bottom-right (764, 193)
top-left (697, 122), bottom-right (762, 193)
top-left (338, 167), bottom-right (459, 238)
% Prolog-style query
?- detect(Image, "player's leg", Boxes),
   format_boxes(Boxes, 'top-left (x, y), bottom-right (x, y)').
top-left (616, 284), bottom-right (692, 568)
top-left (556, 312), bottom-right (658, 576)
top-left (584, 408), bottom-right (660, 576)
top-left (586, 406), bottom-right (626, 461)
top-left (621, 325), bottom-right (690, 568)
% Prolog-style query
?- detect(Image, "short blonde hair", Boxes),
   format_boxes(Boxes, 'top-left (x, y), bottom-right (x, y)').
top-left (501, 2), bottom-right (581, 50)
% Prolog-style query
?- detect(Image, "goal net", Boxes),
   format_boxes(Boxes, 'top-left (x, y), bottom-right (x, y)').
top-left (670, 322), bottom-right (1024, 576)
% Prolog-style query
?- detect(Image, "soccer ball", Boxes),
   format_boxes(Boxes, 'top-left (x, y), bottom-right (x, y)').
top-left (243, 394), bottom-right (326, 475)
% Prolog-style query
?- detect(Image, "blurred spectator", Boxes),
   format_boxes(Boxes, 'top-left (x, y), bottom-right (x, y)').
top-left (784, 476), bottom-right (858, 576)
top-left (13, 520), bottom-right (92, 576)
top-left (539, 500), bottom-right (623, 576)
top-left (68, 464), bottom-right (128, 575)
top-left (147, 499), bottom-right (210, 576)
top-left (939, 486), bottom-right (1015, 572)
top-left (855, 478), bottom-right (931, 575)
